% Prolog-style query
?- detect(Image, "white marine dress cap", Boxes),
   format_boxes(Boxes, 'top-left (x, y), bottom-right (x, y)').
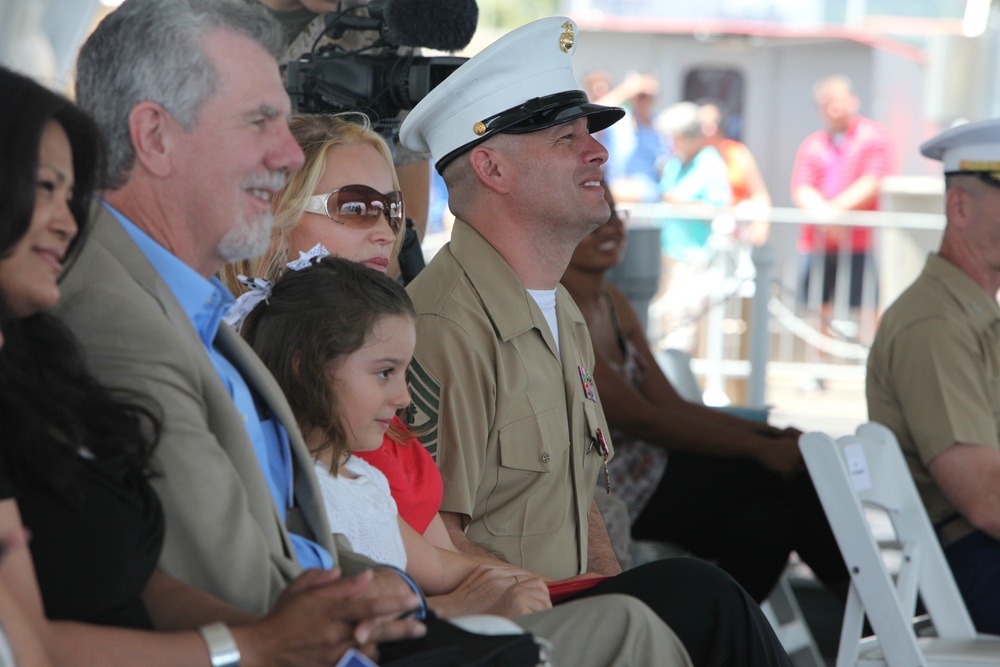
top-left (399, 16), bottom-right (625, 172)
top-left (921, 117), bottom-right (1000, 183)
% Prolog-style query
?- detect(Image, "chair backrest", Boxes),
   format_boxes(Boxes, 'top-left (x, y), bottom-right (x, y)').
top-left (799, 423), bottom-right (976, 666)
top-left (658, 348), bottom-right (704, 404)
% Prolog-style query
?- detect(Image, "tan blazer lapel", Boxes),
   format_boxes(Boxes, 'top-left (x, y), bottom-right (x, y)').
top-left (215, 326), bottom-right (336, 559)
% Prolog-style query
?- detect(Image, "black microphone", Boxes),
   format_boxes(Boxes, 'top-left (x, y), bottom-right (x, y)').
top-left (372, 0), bottom-right (478, 51)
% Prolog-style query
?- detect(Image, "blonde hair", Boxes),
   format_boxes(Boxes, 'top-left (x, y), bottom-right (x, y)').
top-left (221, 113), bottom-right (404, 294)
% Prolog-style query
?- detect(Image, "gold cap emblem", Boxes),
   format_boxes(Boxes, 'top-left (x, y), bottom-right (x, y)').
top-left (559, 21), bottom-right (575, 53)
top-left (473, 121), bottom-right (487, 135)
top-left (960, 160), bottom-right (1000, 172)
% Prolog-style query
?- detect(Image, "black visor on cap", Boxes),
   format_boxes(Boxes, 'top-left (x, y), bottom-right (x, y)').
top-left (946, 170), bottom-right (1000, 189)
top-left (435, 91), bottom-right (625, 173)
top-left (482, 90), bottom-right (624, 135)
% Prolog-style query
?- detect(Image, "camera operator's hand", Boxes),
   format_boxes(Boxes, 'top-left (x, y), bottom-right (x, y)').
top-left (253, 1), bottom-right (342, 21)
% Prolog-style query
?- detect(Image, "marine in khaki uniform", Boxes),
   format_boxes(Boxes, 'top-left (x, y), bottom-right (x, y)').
top-left (867, 117), bottom-right (1000, 634)
top-left (405, 217), bottom-right (610, 579)
top-left (400, 16), bottom-right (793, 667)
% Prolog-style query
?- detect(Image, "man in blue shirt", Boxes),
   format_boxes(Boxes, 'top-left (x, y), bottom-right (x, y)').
top-left (55, 0), bottom-right (425, 653)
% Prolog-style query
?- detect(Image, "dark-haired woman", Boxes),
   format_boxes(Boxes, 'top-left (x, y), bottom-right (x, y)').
top-left (561, 182), bottom-right (849, 604)
top-left (0, 66), bottom-right (415, 667)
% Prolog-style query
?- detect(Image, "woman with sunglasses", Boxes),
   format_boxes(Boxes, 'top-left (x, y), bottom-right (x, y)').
top-left (223, 114), bottom-right (562, 619)
top-left (224, 116), bottom-right (433, 531)
top-left (221, 113), bottom-right (436, 531)
top-left (223, 113), bottom-right (405, 284)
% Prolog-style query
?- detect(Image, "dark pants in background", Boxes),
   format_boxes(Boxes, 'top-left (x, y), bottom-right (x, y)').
top-left (631, 451), bottom-right (849, 603)
top-left (576, 558), bottom-right (793, 667)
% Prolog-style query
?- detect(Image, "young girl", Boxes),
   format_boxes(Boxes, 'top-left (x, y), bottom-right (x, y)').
top-left (240, 256), bottom-right (551, 619)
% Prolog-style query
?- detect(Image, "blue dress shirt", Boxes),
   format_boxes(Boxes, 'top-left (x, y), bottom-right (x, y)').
top-left (104, 201), bottom-right (333, 570)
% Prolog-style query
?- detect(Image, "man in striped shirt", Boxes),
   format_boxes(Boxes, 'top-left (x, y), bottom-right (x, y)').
top-left (790, 75), bottom-right (894, 339)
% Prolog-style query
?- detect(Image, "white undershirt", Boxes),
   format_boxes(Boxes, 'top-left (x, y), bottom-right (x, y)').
top-left (526, 288), bottom-right (560, 353)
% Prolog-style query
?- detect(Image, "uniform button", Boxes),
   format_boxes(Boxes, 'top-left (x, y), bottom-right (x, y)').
top-left (541, 451), bottom-right (550, 464)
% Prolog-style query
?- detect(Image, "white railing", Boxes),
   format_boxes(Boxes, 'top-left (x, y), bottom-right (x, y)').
top-left (611, 202), bottom-right (946, 409)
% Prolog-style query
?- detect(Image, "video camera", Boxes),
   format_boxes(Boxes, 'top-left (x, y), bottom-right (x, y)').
top-left (285, 0), bottom-right (476, 143)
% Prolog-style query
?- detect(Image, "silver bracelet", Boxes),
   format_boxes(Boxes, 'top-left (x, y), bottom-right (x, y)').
top-left (197, 622), bottom-right (241, 667)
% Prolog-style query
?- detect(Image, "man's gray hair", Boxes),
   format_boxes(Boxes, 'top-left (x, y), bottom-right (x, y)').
top-left (76, 0), bottom-right (283, 190)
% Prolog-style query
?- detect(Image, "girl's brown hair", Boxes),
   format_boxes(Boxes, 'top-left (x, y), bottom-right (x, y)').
top-left (240, 256), bottom-right (414, 472)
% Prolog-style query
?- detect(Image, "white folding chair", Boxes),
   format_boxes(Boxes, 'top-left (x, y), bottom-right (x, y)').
top-left (799, 422), bottom-right (1000, 666)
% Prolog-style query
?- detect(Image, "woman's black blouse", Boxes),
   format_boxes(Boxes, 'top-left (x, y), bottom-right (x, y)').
top-left (0, 444), bottom-right (164, 629)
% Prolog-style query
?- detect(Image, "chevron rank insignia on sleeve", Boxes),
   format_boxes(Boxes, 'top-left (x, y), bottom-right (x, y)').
top-left (405, 358), bottom-right (441, 460)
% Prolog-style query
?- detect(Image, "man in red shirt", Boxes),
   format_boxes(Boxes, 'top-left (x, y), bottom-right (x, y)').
top-left (790, 75), bottom-right (894, 338)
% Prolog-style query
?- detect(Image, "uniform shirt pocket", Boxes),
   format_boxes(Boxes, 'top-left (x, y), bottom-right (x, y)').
top-left (484, 409), bottom-right (570, 536)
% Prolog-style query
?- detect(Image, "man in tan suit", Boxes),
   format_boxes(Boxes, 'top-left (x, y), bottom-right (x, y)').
top-left (59, 0), bottom-right (416, 626)
top-left (55, 1), bottom-right (696, 664)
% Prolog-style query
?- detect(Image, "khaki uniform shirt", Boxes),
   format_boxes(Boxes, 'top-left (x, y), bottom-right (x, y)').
top-left (405, 219), bottom-right (612, 579)
top-left (867, 253), bottom-right (1000, 541)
